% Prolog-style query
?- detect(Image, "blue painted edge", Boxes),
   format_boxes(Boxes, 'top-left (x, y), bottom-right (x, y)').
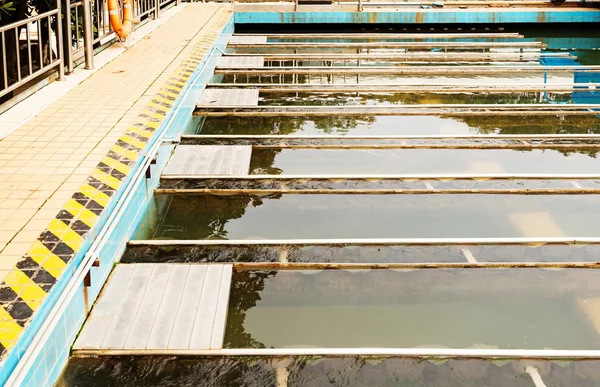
top-left (0, 14), bottom-right (235, 386)
top-left (234, 10), bottom-right (600, 24)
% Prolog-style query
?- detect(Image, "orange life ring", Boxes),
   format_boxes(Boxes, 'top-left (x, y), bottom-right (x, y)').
top-left (108, 0), bottom-right (133, 40)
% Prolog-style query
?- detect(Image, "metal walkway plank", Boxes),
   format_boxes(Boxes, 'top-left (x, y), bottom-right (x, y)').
top-left (146, 265), bottom-right (190, 349)
top-left (168, 265), bottom-right (208, 350)
top-left (123, 265), bottom-right (173, 349)
top-left (218, 56), bottom-right (265, 68)
top-left (229, 35), bottom-right (267, 44)
top-left (211, 264), bottom-right (233, 349)
top-left (189, 265), bottom-right (225, 349)
top-left (73, 265), bottom-right (135, 349)
top-left (163, 145), bottom-right (252, 176)
top-left (101, 264), bottom-right (154, 349)
top-left (198, 88), bottom-right (260, 107)
top-left (75, 264), bottom-right (234, 351)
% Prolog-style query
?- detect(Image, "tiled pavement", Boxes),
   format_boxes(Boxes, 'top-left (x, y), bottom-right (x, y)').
top-left (0, 3), bottom-right (231, 362)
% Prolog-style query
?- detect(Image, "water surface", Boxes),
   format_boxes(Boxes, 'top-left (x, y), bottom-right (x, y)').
top-left (250, 148), bottom-right (600, 175)
top-left (136, 194), bottom-right (600, 240)
top-left (225, 268), bottom-right (600, 349)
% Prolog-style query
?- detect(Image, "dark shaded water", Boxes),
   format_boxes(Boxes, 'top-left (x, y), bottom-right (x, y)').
top-left (58, 356), bottom-right (600, 387)
top-left (122, 243), bottom-right (600, 264)
top-left (256, 91), bottom-right (586, 106)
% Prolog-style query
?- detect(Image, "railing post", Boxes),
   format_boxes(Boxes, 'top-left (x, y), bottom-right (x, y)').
top-left (154, 0), bottom-right (159, 19)
top-left (62, 0), bottom-right (74, 73)
top-left (56, 0), bottom-right (66, 79)
top-left (82, 0), bottom-right (95, 69)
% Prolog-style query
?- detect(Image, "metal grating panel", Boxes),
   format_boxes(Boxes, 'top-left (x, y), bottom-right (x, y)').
top-left (198, 88), bottom-right (259, 107)
top-left (229, 35), bottom-right (267, 44)
top-left (162, 145), bottom-right (252, 176)
top-left (74, 264), bottom-right (233, 351)
top-left (217, 56), bottom-right (265, 68)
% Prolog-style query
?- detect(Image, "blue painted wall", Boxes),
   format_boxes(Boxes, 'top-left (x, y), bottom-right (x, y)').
top-left (235, 10), bottom-right (600, 24)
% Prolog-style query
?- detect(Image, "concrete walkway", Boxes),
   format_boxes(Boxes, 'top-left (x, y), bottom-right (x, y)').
top-left (0, 3), bottom-right (230, 362)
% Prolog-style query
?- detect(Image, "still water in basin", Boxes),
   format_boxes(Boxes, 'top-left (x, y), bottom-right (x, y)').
top-left (136, 194), bottom-right (600, 240)
top-left (194, 115), bottom-right (600, 136)
top-left (250, 148), bottom-right (600, 175)
top-left (58, 356), bottom-right (600, 387)
top-left (225, 268), bottom-right (600, 349)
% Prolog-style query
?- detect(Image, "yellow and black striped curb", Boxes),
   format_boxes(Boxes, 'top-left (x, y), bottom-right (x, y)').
top-left (0, 9), bottom-right (231, 361)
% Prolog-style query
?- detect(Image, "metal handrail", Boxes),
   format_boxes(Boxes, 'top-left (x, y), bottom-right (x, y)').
top-left (1, 8), bottom-right (64, 100)
top-left (2, 0), bottom-right (178, 102)
top-left (0, 9), bottom-right (59, 33)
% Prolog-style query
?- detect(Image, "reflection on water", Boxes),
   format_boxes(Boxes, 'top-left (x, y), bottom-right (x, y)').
top-left (225, 269), bottom-right (600, 350)
top-left (250, 148), bottom-right (600, 175)
top-left (136, 194), bottom-right (600, 240)
top-left (57, 356), bottom-right (600, 387)
top-left (197, 115), bottom-right (600, 136)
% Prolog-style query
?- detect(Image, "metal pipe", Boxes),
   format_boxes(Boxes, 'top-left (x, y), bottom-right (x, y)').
top-left (194, 104), bottom-right (600, 117)
top-left (228, 42), bottom-right (546, 49)
top-left (246, 144), bottom-right (600, 150)
top-left (1, 32), bottom-right (7, 88)
top-left (0, 9), bottom-right (59, 32)
top-left (196, 111), bottom-right (600, 117)
top-left (128, 237), bottom-right (600, 246)
top-left (232, 33), bottom-right (524, 39)
top-left (26, 24), bottom-right (33, 75)
top-left (82, 0), bottom-right (94, 69)
top-left (160, 173), bottom-right (600, 180)
top-left (72, 347), bottom-right (600, 359)
top-left (214, 64), bottom-right (592, 75)
top-left (230, 262), bottom-right (600, 270)
top-left (55, 1), bottom-right (65, 80)
top-left (182, 134), bottom-right (600, 139)
top-left (218, 53), bottom-right (572, 63)
top-left (154, 188), bottom-right (600, 195)
top-left (197, 103), bottom-right (599, 109)
top-left (206, 83), bottom-right (600, 93)
top-left (155, 0), bottom-right (160, 19)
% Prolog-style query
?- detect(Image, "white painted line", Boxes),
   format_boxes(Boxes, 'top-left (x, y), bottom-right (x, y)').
top-left (424, 182), bottom-right (435, 190)
top-left (571, 181), bottom-right (584, 189)
top-left (461, 248), bottom-right (478, 263)
top-left (525, 366), bottom-right (548, 387)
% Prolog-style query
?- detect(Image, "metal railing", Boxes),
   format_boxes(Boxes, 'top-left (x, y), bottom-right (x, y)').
top-left (1, 0), bottom-right (177, 102)
top-left (0, 8), bottom-right (65, 100)
top-left (62, 0), bottom-right (178, 71)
